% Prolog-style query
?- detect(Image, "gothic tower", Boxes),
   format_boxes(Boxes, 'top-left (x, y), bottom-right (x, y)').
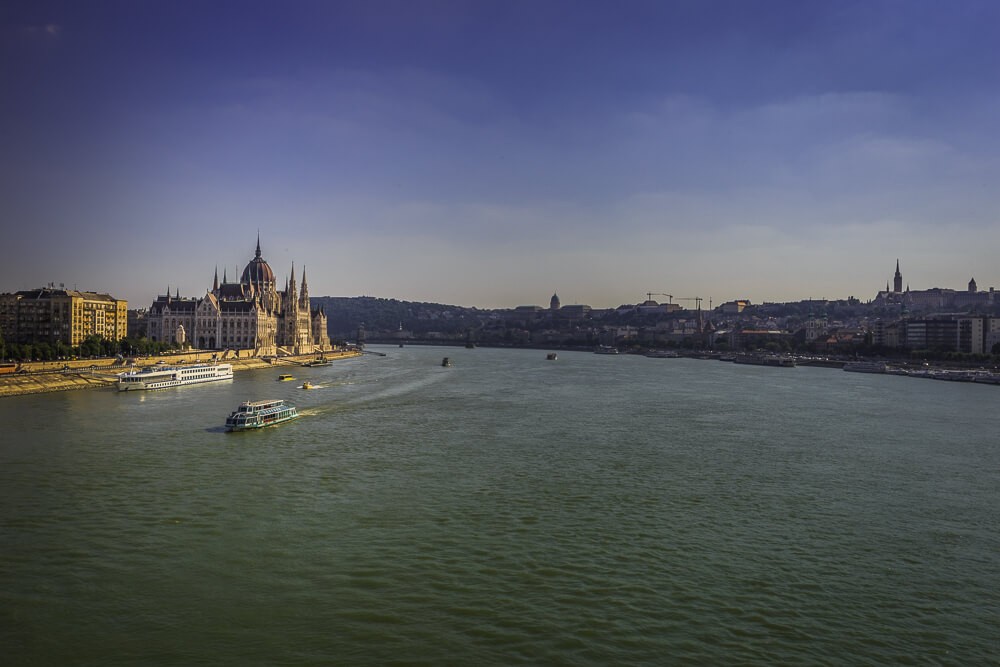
top-left (288, 263), bottom-right (298, 310)
top-left (299, 265), bottom-right (310, 310)
top-left (893, 259), bottom-right (903, 293)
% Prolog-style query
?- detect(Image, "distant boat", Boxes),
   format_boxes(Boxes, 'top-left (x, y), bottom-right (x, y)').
top-left (546, 353), bottom-right (558, 360)
top-left (594, 346), bottom-right (619, 355)
top-left (302, 357), bottom-right (332, 367)
top-left (278, 374), bottom-right (295, 381)
top-left (441, 357), bottom-right (452, 367)
top-left (843, 361), bottom-right (887, 374)
top-left (225, 399), bottom-right (299, 431)
top-left (302, 381), bottom-right (315, 389)
top-left (644, 350), bottom-right (679, 358)
top-left (733, 354), bottom-right (795, 368)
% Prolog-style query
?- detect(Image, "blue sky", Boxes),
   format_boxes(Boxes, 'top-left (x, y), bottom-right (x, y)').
top-left (2, 1), bottom-right (998, 309)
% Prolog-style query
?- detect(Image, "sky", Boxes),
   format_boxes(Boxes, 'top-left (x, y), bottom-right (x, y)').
top-left (2, 0), bottom-right (998, 310)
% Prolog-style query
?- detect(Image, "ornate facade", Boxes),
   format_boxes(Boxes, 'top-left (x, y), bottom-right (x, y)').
top-left (146, 239), bottom-right (328, 356)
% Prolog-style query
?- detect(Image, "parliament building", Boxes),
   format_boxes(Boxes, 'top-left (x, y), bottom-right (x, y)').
top-left (146, 238), bottom-right (329, 356)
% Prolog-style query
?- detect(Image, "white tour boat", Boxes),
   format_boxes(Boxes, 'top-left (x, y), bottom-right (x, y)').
top-left (117, 363), bottom-right (234, 391)
top-left (225, 399), bottom-right (300, 431)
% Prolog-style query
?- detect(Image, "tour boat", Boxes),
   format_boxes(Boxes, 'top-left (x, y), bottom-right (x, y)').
top-left (278, 374), bottom-right (295, 381)
top-left (117, 363), bottom-right (233, 391)
top-left (733, 354), bottom-right (796, 368)
top-left (225, 399), bottom-right (299, 431)
top-left (546, 353), bottom-right (558, 360)
top-left (843, 361), bottom-right (887, 374)
top-left (302, 357), bottom-right (332, 367)
top-left (594, 346), bottom-right (619, 355)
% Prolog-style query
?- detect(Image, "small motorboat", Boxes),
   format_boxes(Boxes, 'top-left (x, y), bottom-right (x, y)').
top-left (278, 374), bottom-right (295, 381)
top-left (441, 357), bottom-right (451, 367)
top-left (546, 353), bottom-right (558, 360)
top-left (302, 381), bottom-right (315, 389)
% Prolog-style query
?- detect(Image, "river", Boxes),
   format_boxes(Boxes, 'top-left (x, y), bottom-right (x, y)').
top-left (2, 345), bottom-right (998, 665)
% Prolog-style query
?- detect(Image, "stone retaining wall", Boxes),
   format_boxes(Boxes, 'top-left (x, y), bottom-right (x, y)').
top-left (0, 350), bottom-right (362, 398)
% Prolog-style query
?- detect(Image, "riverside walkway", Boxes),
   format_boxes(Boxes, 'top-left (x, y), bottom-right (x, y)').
top-left (0, 349), bottom-right (362, 398)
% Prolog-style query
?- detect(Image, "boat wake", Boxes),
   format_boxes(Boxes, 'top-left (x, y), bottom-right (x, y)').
top-left (340, 371), bottom-right (447, 408)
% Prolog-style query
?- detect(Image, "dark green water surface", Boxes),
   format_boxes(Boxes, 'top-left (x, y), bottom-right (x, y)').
top-left (2, 346), bottom-right (998, 665)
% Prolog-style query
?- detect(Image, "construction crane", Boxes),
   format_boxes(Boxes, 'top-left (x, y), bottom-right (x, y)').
top-left (645, 292), bottom-right (674, 303)
top-left (676, 297), bottom-right (705, 333)
top-left (675, 297), bottom-right (703, 310)
top-left (645, 293), bottom-right (706, 309)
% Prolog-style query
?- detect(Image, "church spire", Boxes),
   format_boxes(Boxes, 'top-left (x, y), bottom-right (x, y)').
top-left (213, 266), bottom-right (219, 291)
top-left (255, 231), bottom-right (262, 259)
top-left (300, 265), bottom-right (309, 308)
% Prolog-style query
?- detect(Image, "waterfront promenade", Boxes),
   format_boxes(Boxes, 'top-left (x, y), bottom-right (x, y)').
top-left (0, 349), bottom-right (361, 398)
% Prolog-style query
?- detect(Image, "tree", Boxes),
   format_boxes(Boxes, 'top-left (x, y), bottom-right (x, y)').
top-left (54, 340), bottom-right (72, 359)
top-left (35, 342), bottom-right (54, 361)
top-left (80, 335), bottom-right (102, 358)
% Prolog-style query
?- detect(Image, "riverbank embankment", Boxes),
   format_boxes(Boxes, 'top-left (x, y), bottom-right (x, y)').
top-left (0, 350), bottom-right (362, 398)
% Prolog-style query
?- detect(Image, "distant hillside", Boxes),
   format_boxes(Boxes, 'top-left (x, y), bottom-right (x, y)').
top-left (311, 296), bottom-right (484, 340)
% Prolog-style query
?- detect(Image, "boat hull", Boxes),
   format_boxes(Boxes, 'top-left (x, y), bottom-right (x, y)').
top-left (226, 412), bottom-right (299, 431)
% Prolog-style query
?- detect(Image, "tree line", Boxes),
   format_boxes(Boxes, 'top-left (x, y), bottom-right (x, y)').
top-left (0, 334), bottom-right (178, 363)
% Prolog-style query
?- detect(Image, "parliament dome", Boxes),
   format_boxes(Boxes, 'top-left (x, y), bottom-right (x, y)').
top-left (241, 237), bottom-right (275, 286)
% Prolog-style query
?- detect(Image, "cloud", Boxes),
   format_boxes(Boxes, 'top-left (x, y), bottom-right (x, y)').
top-left (11, 23), bottom-right (62, 41)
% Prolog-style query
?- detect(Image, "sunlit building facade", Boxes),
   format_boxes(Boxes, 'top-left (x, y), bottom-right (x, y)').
top-left (0, 287), bottom-right (128, 346)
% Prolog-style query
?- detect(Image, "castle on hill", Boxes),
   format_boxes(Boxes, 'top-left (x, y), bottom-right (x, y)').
top-left (873, 259), bottom-right (994, 311)
top-left (145, 237), bottom-right (328, 356)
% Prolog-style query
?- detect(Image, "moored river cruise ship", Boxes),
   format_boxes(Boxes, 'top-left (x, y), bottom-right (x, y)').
top-left (117, 363), bottom-right (234, 391)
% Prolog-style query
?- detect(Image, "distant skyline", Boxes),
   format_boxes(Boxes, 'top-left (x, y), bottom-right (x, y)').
top-left (2, 1), bottom-right (998, 309)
